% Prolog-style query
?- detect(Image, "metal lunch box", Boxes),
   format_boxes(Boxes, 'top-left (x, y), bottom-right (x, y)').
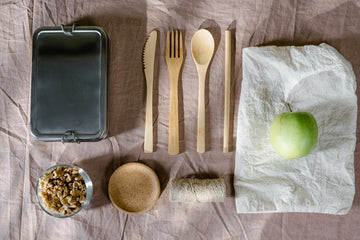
top-left (30, 25), bottom-right (108, 142)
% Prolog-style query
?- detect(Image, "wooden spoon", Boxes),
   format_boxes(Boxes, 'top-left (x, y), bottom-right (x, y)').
top-left (191, 29), bottom-right (215, 153)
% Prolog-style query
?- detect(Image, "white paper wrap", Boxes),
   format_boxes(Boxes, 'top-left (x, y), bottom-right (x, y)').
top-left (234, 43), bottom-right (357, 215)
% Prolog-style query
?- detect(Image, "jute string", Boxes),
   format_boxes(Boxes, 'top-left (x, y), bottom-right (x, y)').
top-left (170, 178), bottom-right (226, 202)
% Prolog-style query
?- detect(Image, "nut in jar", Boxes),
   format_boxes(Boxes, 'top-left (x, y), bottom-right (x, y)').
top-left (36, 165), bottom-right (93, 218)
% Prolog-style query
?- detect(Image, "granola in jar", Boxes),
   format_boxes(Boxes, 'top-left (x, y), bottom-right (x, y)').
top-left (37, 166), bottom-right (87, 216)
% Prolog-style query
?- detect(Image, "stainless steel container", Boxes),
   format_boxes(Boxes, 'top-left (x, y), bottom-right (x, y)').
top-left (30, 25), bottom-right (108, 142)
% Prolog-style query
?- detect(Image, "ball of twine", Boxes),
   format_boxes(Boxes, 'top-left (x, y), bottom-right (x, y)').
top-left (170, 178), bottom-right (226, 203)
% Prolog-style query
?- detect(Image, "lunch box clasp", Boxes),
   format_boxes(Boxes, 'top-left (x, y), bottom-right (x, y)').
top-left (62, 130), bottom-right (80, 143)
top-left (61, 24), bottom-right (76, 36)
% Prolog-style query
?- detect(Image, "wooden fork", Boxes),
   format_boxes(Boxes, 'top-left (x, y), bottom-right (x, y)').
top-left (166, 30), bottom-right (184, 155)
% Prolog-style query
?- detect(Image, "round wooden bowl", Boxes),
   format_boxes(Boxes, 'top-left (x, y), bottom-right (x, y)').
top-left (108, 162), bottom-right (160, 214)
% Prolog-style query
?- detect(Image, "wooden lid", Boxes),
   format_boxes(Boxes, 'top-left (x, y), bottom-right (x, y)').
top-left (108, 162), bottom-right (160, 214)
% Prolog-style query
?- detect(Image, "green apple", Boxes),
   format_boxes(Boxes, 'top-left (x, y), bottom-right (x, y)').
top-left (270, 112), bottom-right (318, 159)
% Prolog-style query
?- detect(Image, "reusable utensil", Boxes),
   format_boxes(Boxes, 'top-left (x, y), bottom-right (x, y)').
top-left (223, 30), bottom-right (231, 153)
top-left (166, 30), bottom-right (184, 155)
top-left (143, 30), bottom-right (157, 153)
top-left (191, 29), bottom-right (215, 153)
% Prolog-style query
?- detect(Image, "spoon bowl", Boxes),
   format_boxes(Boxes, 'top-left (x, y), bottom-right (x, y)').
top-left (191, 29), bottom-right (215, 65)
top-left (191, 29), bottom-right (215, 153)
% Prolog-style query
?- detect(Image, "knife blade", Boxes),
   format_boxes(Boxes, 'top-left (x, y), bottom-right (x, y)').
top-left (143, 30), bottom-right (157, 153)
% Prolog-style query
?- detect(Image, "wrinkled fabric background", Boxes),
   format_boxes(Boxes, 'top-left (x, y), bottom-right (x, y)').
top-left (1, 0), bottom-right (360, 239)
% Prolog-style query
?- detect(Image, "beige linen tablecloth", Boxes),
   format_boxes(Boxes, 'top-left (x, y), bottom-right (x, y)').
top-left (1, 0), bottom-right (360, 239)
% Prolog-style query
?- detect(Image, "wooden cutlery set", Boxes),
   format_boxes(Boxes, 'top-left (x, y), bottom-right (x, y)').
top-left (143, 29), bottom-right (232, 155)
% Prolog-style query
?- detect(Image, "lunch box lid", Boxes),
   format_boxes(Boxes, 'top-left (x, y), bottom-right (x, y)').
top-left (30, 25), bottom-right (108, 142)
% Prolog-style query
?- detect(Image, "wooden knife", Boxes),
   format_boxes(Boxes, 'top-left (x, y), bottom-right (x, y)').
top-left (143, 30), bottom-right (157, 153)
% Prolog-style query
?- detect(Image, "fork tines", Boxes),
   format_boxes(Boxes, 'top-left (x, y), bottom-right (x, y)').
top-left (166, 30), bottom-right (183, 59)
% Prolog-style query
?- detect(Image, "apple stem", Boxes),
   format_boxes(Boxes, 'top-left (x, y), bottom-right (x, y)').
top-left (286, 103), bottom-right (293, 112)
